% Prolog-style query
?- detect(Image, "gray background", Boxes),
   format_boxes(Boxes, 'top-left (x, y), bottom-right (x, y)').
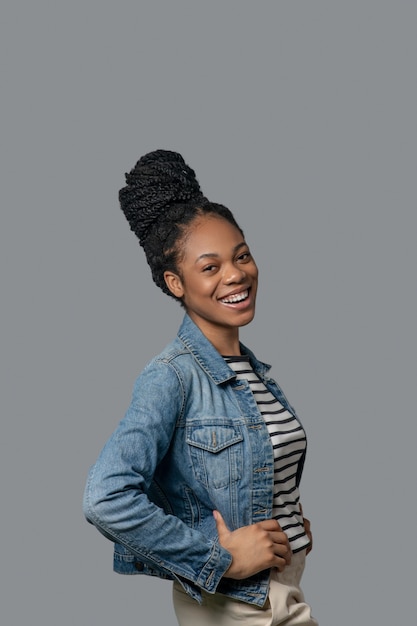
top-left (2, 2), bottom-right (416, 624)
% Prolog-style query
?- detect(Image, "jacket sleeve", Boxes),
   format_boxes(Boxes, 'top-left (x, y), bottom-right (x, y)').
top-left (83, 358), bottom-right (232, 596)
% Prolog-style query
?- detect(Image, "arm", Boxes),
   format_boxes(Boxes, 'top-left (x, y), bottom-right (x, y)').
top-left (300, 503), bottom-right (313, 555)
top-left (83, 359), bottom-right (232, 593)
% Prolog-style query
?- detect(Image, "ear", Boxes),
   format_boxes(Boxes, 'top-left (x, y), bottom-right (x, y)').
top-left (164, 271), bottom-right (185, 299)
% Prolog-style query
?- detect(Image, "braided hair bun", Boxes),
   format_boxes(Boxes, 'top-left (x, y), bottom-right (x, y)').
top-left (119, 149), bottom-right (242, 300)
top-left (119, 149), bottom-right (207, 246)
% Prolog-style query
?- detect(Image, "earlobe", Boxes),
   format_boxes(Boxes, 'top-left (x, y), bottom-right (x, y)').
top-left (164, 271), bottom-right (184, 298)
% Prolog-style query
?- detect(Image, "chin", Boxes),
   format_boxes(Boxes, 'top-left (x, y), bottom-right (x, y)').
top-left (238, 310), bottom-right (256, 328)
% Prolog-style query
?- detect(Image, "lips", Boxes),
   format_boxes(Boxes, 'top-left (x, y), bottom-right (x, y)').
top-left (219, 289), bottom-right (249, 304)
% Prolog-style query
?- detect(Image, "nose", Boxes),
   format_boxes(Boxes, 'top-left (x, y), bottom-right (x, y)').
top-left (224, 263), bottom-right (246, 284)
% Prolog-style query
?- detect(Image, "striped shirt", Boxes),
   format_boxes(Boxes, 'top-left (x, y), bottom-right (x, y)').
top-left (224, 355), bottom-right (310, 554)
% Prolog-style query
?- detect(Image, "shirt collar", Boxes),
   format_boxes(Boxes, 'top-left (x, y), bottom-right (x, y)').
top-left (177, 314), bottom-right (271, 385)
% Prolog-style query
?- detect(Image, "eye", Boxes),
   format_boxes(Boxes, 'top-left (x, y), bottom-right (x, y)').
top-left (202, 264), bottom-right (217, 272)
top-left (237, 251), bottom-right (251, 262)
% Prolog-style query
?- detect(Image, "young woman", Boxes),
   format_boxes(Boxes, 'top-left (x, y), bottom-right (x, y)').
top-left (83, 150), bottom-right (318, 625)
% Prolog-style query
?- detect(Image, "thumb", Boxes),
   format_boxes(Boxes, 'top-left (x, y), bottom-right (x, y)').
top-left (213, 510), bottom-right (230, 537)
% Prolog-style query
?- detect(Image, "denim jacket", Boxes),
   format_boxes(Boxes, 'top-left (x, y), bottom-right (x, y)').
top-left (83, 314), bottom-right (306, 607)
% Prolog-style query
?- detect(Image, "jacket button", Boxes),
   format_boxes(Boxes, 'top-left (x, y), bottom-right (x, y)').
top-left (135, 562), bottom-right (144, 572)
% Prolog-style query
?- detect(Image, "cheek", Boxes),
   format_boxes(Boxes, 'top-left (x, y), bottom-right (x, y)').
top-left (182, 281), bottom-right (205, 304)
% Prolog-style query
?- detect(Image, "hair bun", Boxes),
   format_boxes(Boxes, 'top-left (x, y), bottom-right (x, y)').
top-left (119, 149), bottom-right (206, 245)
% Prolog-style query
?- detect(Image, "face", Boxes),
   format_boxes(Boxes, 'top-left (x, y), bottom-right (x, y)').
top-left (164, 215), bottom-right (258, 346)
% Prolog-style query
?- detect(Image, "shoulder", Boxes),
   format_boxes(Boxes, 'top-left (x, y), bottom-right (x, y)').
top-left (131, 335), bottom-right (194, 399)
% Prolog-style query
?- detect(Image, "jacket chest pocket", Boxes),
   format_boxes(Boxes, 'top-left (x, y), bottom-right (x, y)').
top-left (186, 421), bottom-right (243, 490)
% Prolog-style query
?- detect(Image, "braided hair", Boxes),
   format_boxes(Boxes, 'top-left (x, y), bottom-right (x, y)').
top-left (119, 149), bottom-right (243, 300)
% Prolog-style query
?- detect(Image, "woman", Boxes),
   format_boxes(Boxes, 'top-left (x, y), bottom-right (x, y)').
top-left (83, 150), bottom-right (318, 625)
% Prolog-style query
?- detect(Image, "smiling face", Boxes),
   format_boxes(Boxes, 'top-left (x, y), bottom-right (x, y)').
top-left (164, 214), bottom-right (258, 353)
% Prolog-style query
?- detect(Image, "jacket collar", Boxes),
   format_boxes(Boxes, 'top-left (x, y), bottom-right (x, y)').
top-left (177, 314), bottom-right (271, 385)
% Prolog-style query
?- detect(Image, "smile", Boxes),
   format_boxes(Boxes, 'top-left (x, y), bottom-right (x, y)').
top-left (219, 289), bottom-right (249, 304)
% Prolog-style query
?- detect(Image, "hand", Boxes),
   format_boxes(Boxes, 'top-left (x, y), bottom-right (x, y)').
top-left (300, 504), bottom-right (313, 555)
top-left (213, 510), bottom-right (292, 580)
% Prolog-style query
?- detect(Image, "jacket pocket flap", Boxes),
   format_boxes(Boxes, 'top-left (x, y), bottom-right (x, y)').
top-left (186, 422), bottom-right (243, 453)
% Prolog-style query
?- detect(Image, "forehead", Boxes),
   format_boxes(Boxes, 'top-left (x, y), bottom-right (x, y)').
top-left (183, 215), bottom-right (245, 260)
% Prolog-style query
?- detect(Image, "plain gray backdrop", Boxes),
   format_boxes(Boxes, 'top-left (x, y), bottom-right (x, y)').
top-left (2, 2), bottom-right (416, 624)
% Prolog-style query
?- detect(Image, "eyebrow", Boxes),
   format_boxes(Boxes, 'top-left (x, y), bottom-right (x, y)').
top-left (195, 241), bottom-right (247, 264)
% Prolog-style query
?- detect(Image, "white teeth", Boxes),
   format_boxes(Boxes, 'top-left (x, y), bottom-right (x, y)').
top-left (220, 290), bottom-right (249, 304)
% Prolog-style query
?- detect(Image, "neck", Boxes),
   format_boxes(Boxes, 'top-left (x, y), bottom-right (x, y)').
top-left (200, 326), bottom-right (241, 356)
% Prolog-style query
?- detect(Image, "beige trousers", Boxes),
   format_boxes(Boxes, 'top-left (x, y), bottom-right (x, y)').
top-left (172, 550), bottom-right (318, 626)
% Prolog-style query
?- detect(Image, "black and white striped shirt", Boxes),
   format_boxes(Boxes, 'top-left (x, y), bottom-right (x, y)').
top-left (224, 355), bottom-right (310, 553)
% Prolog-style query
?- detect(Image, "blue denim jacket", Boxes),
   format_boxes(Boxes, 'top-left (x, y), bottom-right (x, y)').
top-left (83, 314), bottom-right (306, 607)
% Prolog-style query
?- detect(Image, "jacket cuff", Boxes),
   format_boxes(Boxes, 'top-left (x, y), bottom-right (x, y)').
top-left (195, 542), bottom-right (232, 594)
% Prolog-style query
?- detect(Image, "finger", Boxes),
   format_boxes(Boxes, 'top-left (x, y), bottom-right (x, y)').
top-left (275, 552), bottom-right (292, 571)
top-left (273, 548), bottom-right (292, 565)
top-left (273, 539), bottom-right (292, 564)
top-left (269, 541), bottom-right (291, 560)
top-left (213, 510), bottom-right (230, 536)
top-left (258, 519), bottom-right (283, 532)
top-left (269, 530), bottom-right (291, 545)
